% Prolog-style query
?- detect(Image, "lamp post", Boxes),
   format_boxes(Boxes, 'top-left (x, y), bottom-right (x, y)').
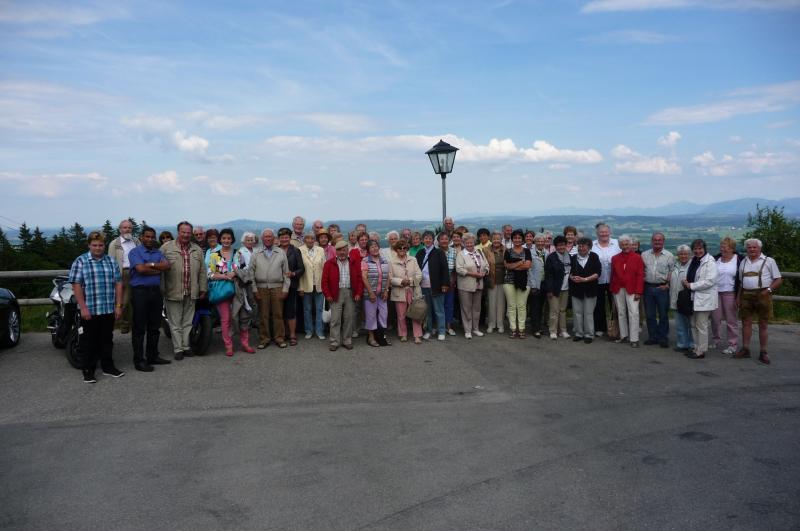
top-left (425, 139), bottom-right (459, 221)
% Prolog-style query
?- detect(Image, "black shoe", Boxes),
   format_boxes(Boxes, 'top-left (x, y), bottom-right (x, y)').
top-left (83, 370), bottom-right (96, 384)
top-left (644, 339), bottom-right (658, 346)
top-left (183, 349), bottom-right (195, 357)
top-left (174, 351), bottom-right (184, 361)
top-left (148, 357), bottom-right (172, 365)
top-left (572, 336), bottom-right (582, 342)
top-left (584, 338), bottom-right (593, 344)
top-left (688, 352), bottom-right (705, 359)
top-left (135, 362), bottom-right (154, 372)
top-left (659, 342), bottom-right (669, 348)
top-left (102, 367), bottom-right (125, 378)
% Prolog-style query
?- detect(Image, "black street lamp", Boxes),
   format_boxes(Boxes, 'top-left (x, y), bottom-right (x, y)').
top-left (425, 139), bottom-right (459, 221)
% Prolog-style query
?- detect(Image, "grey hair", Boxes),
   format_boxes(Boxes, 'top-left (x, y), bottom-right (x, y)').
top-left (744, 238), bottom-right (763, 248)
top-left (491, 231), bottom-right (502, 239)
top-left (368, 231), bottom-right (380, 241)
top-left (533, 232), bottom-right (546, 242)
top-left (651, 231), bottom-right (666, 240)
top-left (242, 231), bottom-right (256, 242)
top-left (676, 244), bottom-right (691, 253)
top-left (462, 232), bottom-right (476, 243)
top-left (292, 216), bottom-right (305, 225)
top-left (260, 228), bottom-right (275, 237)
top-left (544, 230), bottom-right (553, 237)
top-left (386, 230), bottom-right (400, 239)
top-left (618, 234), bottom-right (633, 244)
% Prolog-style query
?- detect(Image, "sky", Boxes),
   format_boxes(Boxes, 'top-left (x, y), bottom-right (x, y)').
top-left (1, 0), bottom-right (800, 229)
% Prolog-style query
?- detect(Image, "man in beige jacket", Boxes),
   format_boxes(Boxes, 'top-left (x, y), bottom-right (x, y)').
top-left (251, 228), bottom-right (291, 348)
top-left (160, 221), bottom-right (207, 360)
top-left (107, 219), bottom-right (140, 334)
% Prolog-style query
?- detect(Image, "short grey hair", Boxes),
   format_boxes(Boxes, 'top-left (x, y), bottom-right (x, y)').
top-left (676, 244), bottom-right (691, 253)
top-left (292, 216), bottom-right (305, 225)
top-left (261, 228), bottom-right (275, 237)
top-left (242, 231), bottom-right (256, 242)
top-left (533, 232), bottom-right (546, 242)
top-left (462, 232), bottom-right (476, 243)
top-left (368, 231), bottom-right (380, 242)
top-left (386, 230), bottom-right (400, 239)
top-left (618, 234), bottom-right (633, 244)
top-left (744, 238), bottom-right (763, 248)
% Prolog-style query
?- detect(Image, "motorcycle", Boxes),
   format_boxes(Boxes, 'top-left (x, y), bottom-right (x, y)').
top-left (161, 297), bottom-right (214, 356)
top-left (46, 276), bottom-right (84, 369)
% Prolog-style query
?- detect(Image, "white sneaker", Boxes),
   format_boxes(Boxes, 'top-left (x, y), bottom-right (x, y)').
top-left (465, 332), bottom-right (472, 339)
top-left (305, 332), bottom-right (313, 339)
top-left (595, 331), bottom-right (604, 337)
top-left (423, 332), bottom-right (431, 340)
top-left (437, 334), bottom-right (445, 341)
top-left (722, 346), bottom-right (736, 355)
top-left (447, 328), bottom-right (456, 336)
top-left (486, 328), bottom-right (494, 334)
top-left (352, 331), bottom-right (359, 338)
top-left (560, 332), bottom-right (571, 339)
top-left (473, 330), bottom-right (484, 337)
top-left (550, 332), bottom-right (557, 340)
top-left (498, 327), bottom-right (504, 334)
top-left (318, 334), bottom-right (326, 340)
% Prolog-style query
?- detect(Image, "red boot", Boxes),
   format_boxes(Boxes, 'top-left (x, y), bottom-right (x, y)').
top-left (240, 329), bottom-right (255, 353)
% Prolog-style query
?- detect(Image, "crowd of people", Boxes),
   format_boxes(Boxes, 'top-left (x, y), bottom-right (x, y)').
top-left (68, 216), bottom-right (783, 383)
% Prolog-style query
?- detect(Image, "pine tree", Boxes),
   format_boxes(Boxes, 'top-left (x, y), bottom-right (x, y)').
top-left (17, 222), bottom-right (32, 251)
top-left (0, 227), bottom-right (18, 270)
top-left (101, 219), bottom-right (116, 243)
top-left (127, 217), bottom-right (140, 237)
top-left (30, 227), bottom-right (47, 257)
top-left (68, 222), bottom-right (87, 256)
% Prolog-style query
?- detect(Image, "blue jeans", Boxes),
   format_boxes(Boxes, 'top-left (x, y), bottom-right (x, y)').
top-left (675, 312), bottom-right (694, 349)
top-left (302, 291), bottom-right (325, 337)
top-left (644, 285), bottom-right (670, 342)
top-left (443, 289), bottom-right (455, 327)
top-left (422, 287), bottom-right (446, 333)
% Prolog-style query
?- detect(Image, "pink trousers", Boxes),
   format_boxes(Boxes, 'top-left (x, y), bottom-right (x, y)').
top-left (711, 291), bottom-right (738, 348)
top-left (217, 300), bottom-right (251, 350)
top-left (395, 301), bottom-right (423, 339)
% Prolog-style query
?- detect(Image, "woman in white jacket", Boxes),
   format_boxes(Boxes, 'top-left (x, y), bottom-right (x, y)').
top-left (456, 233), bottom-right (490, 339)
top-left (299, 232), bottom-right (326, 339)
top-left (681, 239), bottom-right (718, 359)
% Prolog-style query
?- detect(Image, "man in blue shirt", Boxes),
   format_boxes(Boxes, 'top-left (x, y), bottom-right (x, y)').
top-left (128, 226), bottom-right (172, 371)
top-left (68, 231), bottom-right (124, 383)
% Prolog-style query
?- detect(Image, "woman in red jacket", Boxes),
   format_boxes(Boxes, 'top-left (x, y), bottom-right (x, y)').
top-left (610, 235), bottom-right (645, 347)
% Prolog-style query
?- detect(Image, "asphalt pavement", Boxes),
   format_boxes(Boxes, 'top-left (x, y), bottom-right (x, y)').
top-left (1, 322), bottom-right (799, 530)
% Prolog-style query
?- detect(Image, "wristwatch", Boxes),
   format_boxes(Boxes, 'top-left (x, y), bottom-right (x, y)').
top-left (150, 262), bottom-right (155, 268)
top-left (767, 287), bottom-right (773, 293)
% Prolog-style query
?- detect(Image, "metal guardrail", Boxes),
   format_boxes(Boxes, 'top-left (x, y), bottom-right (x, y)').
top-left (2, 269), bottom-right (798, 305)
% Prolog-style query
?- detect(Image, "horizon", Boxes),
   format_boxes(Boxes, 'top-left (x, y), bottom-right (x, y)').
top-left (1, 2), bottom-right (799, 228)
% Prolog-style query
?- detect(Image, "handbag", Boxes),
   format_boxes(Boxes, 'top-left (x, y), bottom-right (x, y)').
top-left (407, 295), bottom-right (428, 321)
top-left (208, 279), bottom-right (235, 304)
top-left (322, 299), bottom-right (332, 323)
top-left (677, 288), bottom-right (694, 316)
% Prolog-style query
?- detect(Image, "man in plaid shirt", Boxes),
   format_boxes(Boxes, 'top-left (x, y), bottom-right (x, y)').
top-left (68, 231), bottom-right (124, 383)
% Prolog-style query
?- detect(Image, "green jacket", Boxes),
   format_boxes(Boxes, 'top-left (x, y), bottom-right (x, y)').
top-left (160, 240), bottom-right (208, 301)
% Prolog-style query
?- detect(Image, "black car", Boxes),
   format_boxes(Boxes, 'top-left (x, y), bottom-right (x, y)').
top-left (0, 287), bottom-right (21, 348)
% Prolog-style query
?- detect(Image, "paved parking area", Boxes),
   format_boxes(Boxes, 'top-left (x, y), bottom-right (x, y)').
top-left (1, 324), bottom-right (799, 530)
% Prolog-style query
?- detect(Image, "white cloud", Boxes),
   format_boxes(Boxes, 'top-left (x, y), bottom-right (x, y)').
top-left (692, 149), bottom-right (794, 176)
top-left (146, 170), bottom-right (183, 192)
top-left (582, 0), bottom-right (800, 13)
top-left (184, 111), bottom-right (261, 130)
top-left (0, 2), bottom-right (128, 26)
top-left (252, 178), bottom-right (324, 198)
top-left (585, 29), bottom-right (682, 44)
top-left (646, 80), bottom-right (800, 125)
top-left (611, 144), bottom-right (681, 174)
top-left (297, 113), bottom-right (375, 133)
top-left (766, 120), bottom-right (795, 129)
top-left (657, 131), bottom-right (682, 147)
top-left (729, 135), bottom-right (744, 143)
top-left (359, 180), bottom-right (377, 188)
top-left (171, 131), bottom-right (209, 155)
top-left (787, 138), bottom-right (800, 147)
top-left (123, 115), bottom-right (233, 163)
top-left (263, 134), bottom-right (603, 164)
top-left (0, 171), bottom-right (108, 198)
top-left (192, 175), bottom-right (241, 196)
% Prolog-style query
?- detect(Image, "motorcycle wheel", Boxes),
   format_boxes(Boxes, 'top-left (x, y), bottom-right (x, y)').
top-left (65, 327), bottom-right (84, 369)
top-left (48, 314), bottom-right (66, 348)
top-left (190, 314), bottom-right (213, 356)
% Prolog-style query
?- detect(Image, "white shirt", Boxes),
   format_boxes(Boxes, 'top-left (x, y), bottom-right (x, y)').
top-left (740, 254), bottom-right (781, 290)
top-left (120, 237), bottom-right (136, 268)
top-left (239, 247), bottom-right (254, 268)
top-left (592, 238), bottom-right (620, 285)
top-left (501, 237), bottom-right (513, 250)
top-left (716, 256), bottom-right (737, 293)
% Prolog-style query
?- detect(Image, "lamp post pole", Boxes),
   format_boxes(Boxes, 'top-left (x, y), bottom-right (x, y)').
top-left (441, 173), bottom-right (447, 220)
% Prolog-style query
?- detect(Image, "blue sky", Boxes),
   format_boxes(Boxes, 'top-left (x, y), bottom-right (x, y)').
top-left (1, 0), bottom-right (799, 228)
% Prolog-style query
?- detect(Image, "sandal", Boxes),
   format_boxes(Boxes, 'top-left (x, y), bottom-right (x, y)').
top-left (519, 330), bottom-right (526, 339)
top-left (509, 330), bottom-right (518, 339)
top-left (414, 337), bottom-right (422, 345)
top-left (289, 337), bottom-right (298, 346)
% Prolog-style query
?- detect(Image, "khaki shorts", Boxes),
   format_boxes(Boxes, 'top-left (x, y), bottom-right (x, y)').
top-left (739, 290), bottom-right (772, 321)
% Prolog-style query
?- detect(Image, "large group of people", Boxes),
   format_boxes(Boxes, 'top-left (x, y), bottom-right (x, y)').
top-left (67, 216), bottom-right (784, 383)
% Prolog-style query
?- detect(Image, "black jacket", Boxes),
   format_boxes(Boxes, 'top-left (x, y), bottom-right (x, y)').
top-left (284, 245), bottom-right (305, 290)
top-left (543, 252), bottom-right (569, 296)
top-left (416, 246), bottom-right (449, 292)
top-left (569, 252), bottom-right (602, 299)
